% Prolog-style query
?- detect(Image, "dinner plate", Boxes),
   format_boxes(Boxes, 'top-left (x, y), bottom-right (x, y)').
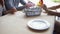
top-left (27, 19), bottom-right (50, 30)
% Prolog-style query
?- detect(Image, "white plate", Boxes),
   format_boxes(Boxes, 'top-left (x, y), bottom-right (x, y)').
top-left (27, 19), bottom-right (50, 30)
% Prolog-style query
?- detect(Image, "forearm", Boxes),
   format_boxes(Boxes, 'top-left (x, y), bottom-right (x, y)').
top-left (42, 4), bottom-right (60, 16)
top-left (20, 0), bottom-right (26, 5)
top-left (47, 10), bottom-right (60, 17)
top-left (16, 6), bottom-right (26, 10)
top-left (48, 5), bottom-right (60, 10)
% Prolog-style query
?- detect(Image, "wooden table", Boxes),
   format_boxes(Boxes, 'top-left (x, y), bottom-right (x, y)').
top-left (0, 11), bottom-right (55, 34)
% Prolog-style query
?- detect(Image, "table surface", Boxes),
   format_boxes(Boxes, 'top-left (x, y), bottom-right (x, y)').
top-left (0, 11), bottom-right (55, 34)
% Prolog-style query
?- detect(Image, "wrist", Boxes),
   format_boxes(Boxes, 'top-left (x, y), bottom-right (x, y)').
top-left (8, 7), bottom-right (17, 14)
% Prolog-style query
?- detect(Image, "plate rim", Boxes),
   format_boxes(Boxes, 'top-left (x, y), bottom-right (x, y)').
top-left (27, 19), bottom-right (50, 30)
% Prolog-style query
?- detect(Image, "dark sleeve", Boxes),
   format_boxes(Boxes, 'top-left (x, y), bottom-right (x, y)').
top-left (5, 0), bottom-right (15, 10)
top-left (16, 6), bottom-right (26, 10)
top-left (20, 0), bottom-right (26, 5)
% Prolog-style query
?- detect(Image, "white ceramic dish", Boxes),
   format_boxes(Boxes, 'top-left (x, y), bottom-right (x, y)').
top-left (27, 19), bottom-right (50, 30)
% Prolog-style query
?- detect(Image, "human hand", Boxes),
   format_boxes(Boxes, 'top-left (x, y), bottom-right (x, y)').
top-left (42, 4), bottom-right (49, 13)
top-left (8, 7), bottom-right (17, 14)
top-left (42, 4), bottom-right (47, 10)
top-left (25, 2), bottom-right (35, 8)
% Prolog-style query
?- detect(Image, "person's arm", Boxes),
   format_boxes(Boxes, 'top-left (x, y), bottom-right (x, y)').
top-left (17, 0), bottom-right (27, 10)
top-left (46, 10), bottom-right (60, 17)
top-left (18, 0), bottom-right (35, 10)
top-left (20, 0), bottom-right (26, 5)
top-left (42, 4), bottom-right (60, 17)
top-left (48, 5), bottom-right (60, 10)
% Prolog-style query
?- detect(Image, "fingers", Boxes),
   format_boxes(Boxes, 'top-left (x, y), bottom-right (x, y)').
top-left (25, 3), bottom-right (35, 8)
top-left (42, 4), bottom-right (48, 10)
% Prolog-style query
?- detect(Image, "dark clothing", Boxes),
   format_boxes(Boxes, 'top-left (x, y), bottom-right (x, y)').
top-left (5, 0), bottom-right (26, 10)
top-left (54, 21), bottom-right (60, 34)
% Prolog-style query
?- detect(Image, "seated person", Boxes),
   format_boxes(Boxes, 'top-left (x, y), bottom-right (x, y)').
top-left (3, 0), bottom-right (35, 15)
top-left (42, 4), bottom-right (60, 34)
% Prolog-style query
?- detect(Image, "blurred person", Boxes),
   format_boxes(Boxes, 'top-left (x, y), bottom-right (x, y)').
top-left (3, 0), bottom-right (35, 15)
top-left (42, 4), bottom-right (60, 34)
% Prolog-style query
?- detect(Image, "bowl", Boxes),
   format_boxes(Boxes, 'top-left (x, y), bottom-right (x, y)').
top-left (27, 19), bottom-right (50, 30)
top-left (23, 6), bottom-right (42, 16)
